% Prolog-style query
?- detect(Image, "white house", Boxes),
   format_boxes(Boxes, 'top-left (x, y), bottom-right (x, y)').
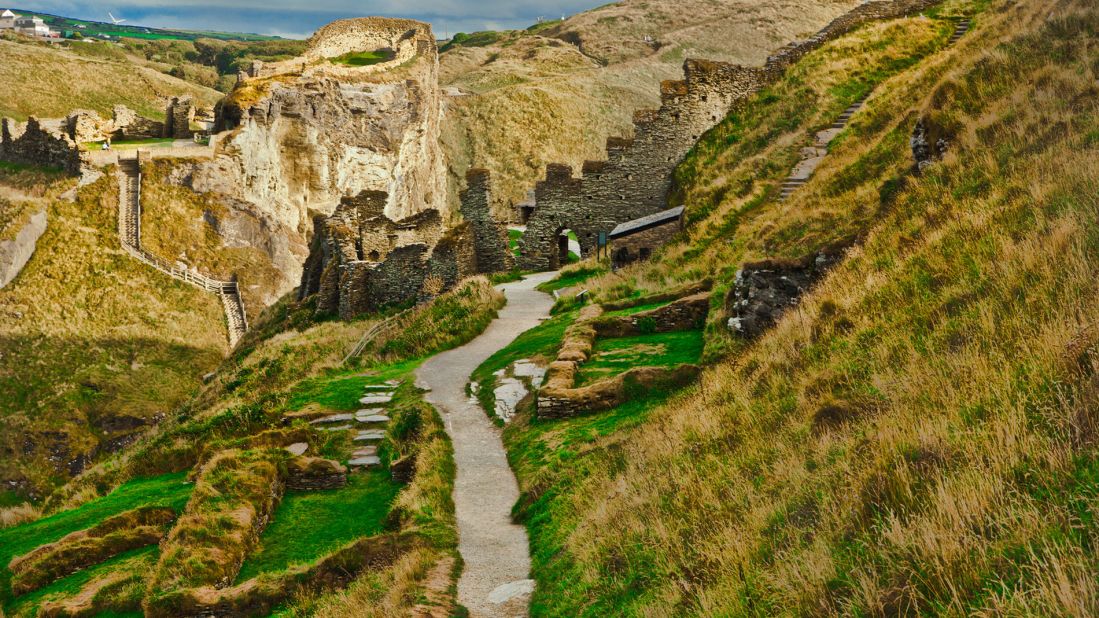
top-left (0, 9), bottom-right (18, 30)
top-left (14, 15), bottom-right (52, 37)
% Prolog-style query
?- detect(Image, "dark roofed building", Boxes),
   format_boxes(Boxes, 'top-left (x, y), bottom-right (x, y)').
top-left (608, 206), bottom-right (685, 268)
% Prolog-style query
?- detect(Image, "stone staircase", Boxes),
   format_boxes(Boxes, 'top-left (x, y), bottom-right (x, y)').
top-left (302, 380), bottom-right (402, 470)
top-left (117, 155), bottom-right (249, 346)
top-left (779, 17), bottom-right (972, 201)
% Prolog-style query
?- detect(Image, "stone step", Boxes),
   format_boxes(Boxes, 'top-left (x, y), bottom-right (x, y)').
top-left (359, 393), bottom-right (394, 405)
top-left (353, 445), bottom-right (378, 457)
top-left (354, 429), bottom-right (386, 442)
top-left (318, 424), bottom-right (353, 432)
top-left (348, 455), bottom-right (381, 467)
top-left (357, 414), bottom-right (391, 424)
top-left (311, 413), bottom-right (356, 425)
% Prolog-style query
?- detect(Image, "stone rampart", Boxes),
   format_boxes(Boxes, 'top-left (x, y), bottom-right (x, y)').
top-left (517, 0), bottom-right (940, 270)
top-left (300, 187), bottom-right (490, 319)
top-left (458, 168), bottom-right (514, 274)
top-left (0, 117), bottom-right (83, 174)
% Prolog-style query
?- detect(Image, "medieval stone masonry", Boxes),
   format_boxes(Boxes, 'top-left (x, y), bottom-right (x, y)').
top-left (0, 117), bottom-right (83, 174)
top-left (515, 0), bottom-right (941, 271)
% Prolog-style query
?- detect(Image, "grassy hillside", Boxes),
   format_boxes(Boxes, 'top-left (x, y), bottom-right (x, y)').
top-left (0, 37), bottom-right (222, 120)
top-left (439, 0), bottom-right (860, 216)
top-left (0, 277), bottom-right (506, 616)
top-left (492, 0), bottom-right (1099, 614)
top-left (0, 166), bottom-right (228, 497)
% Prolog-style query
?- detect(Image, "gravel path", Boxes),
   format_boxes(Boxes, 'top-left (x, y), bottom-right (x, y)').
top-left (415, 272), bottom-right (556, 617)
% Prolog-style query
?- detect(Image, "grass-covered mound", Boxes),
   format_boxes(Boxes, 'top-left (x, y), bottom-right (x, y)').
top-left (500, 0), bottom-right (1099, 614)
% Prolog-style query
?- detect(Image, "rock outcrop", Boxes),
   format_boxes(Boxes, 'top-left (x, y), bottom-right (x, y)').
top-left (725, 245), bottom-right (847, 339)
top-left (0, 207), bottom-right (46, 289)
top-left (192, 18), bottom-right (447, 297)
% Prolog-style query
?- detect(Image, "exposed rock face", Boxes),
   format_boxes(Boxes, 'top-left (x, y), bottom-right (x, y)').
top-left (726, 245), bottom-right (847, 339)
top-left (0, 208), bottom-right (46, 289)
top-left (192, 18), bottom-right (447, 297)
top-left (911, 117), bottom-right (952, 172)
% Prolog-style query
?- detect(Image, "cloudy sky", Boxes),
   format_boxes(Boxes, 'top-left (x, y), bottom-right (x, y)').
top-left (11, 0), bottom-right (604, 39)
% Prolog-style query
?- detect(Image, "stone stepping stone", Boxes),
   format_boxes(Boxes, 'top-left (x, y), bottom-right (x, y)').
top-left (359, 393), bottom-right (394, 405)
top-left (285, 442), bottom-right (309, 456)
top-left (348, 455), bottom-right (381, 467)
top-left (354, 429), bottom-right (386, 442)
top-left (318, 424), bottom-right (353, 432)
top-left (363, 384), bottom-right (393, 391)
top-left (357, 414), bottom-right (391, 424)
top-left (353, 445), bottom-right (378, 457)
top-left (355, 408), bottom-right (385, 420)
top-left (310, 412), bottom-right (355, 425)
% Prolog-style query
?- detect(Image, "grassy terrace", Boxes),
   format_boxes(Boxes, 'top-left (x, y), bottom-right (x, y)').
top-left (0, 473), bottom-right (191, 613)
top-left (237, 470), bottom-right (402, 581)
top-left (576, 329), bottom-right (704, 385)
top-left (329, 49), bottom-right (395, 67)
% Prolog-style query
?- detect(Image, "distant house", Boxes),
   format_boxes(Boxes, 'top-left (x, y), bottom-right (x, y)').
top-left (14, 14), bottom-right (52, 37)
top-left (608, 206), bottom-right (685, 269)
top-left (0, 9), bottom-right (18, 30)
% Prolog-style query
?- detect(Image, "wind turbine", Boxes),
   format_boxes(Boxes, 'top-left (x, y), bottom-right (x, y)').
top-left (108, 12), bottom-right (126, 25)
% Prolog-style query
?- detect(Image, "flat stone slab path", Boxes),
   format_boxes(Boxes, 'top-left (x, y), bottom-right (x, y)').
top-left (416, 272), bottom-right (556, 617)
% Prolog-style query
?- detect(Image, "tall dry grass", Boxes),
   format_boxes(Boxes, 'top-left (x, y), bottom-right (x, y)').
top-left (512, 0), bottom-right (1099, 614)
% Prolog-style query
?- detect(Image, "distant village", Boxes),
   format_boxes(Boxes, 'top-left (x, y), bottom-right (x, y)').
top-left (0, 8), bottom-right (146, 41)
top-left (0, 8), bottom-right (58, 38)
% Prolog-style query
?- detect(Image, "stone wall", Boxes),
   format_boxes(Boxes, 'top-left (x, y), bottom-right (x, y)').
top-left (0, 117), bottom-right (83, 174)
top-left (725, 244), bottom-right (847, 338)
top-left (516, 0), bottom-right (941, 271)
top-left (286, 457), bottom-right (347, 491)
top-left (610, 217), bottom-right (682, 268)
top-left (300, 188), bottom-right (484, 319)
top-left (458, 168), bottom-right (513, 274)
top-left (110, 105), bottom-right (165, 140)
top-left (593, 292), bottom-right (710, 338)
top-left (165, 96), bottom-right (195, 139)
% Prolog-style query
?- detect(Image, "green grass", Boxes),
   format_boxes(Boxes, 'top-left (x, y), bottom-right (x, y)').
top-left (6, 546), bottom-right (155, 618)
top-left (235, 470), bottom-right (402, 582)
top-left (576, 330), bottom-right (704, 385)
top-left (471, 310), bottom-right (580, 424)
top-left (536, 264), bottom-right (608, 293)
top-left (601, 300), bottom-right (673, 317)
top-left (285, 362), bottom-right (416, 413)
top-left (0, 472), bottom-right (190, 608)
top-left (329, 49), bottom-right (395, 67)
top-left (503, 390), bottom-right (679, 615)
top-left (83, 137), bottom-right (175, 149)
top-left (509, 229), bottom-right (523, 257)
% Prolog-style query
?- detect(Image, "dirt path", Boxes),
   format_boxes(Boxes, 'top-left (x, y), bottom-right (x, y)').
top-left (415, 272), bottom-right (557, 617)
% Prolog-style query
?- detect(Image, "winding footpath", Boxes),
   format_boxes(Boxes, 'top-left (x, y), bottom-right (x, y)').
top-left (416, 272), bottom-right (557, 617)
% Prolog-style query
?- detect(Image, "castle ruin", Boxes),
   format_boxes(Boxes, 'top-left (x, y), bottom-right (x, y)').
top-left (514, 0), bottom-right (941, 271)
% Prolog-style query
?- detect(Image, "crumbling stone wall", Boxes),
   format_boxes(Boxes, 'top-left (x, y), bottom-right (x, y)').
top-left (110, 105), bottom-right (164, 140)
top-left (165, 96), bottom-right (195, 139)
top-left (459, 168), bottom-right (513, 274)
top-left (725, 244), bottom-right (847, 338)
top-left (0, 117), bottom-right (83, 174)
top-left (517, 0), bottom-right (941, 271)
top-left (65, 109), bottom-right (106, 144)
top-left (300, 188), bottom-right (481, 319)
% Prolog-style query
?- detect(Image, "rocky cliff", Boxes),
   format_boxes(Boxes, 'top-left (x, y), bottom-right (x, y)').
top-left (191, 18), bottom-right (448, 297)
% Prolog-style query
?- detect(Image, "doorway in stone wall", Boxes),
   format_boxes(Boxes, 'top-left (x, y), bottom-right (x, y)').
top-left (557, 228), bottom-right (581, 268)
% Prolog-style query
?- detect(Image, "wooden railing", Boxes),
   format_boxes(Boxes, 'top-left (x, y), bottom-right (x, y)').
top-left (117, 153), bottom-right (249, 346)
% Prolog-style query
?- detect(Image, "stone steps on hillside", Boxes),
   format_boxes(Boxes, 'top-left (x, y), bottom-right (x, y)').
top-left (116, 156), bottom-right (248, 346)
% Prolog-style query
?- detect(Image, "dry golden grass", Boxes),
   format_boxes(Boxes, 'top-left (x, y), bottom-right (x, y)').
top-left (0, 503), bottom-right (41, 529)
top-left (509, 0), bottom-right (1099, 614)
top-left (439, 0), bottom-right (860, 215)
top-left (0, 38), bottom-right (221, 120)
top-left (139, 159), bottom-right (288, 312)
top-left (0, 167), bottom-right (226, 494)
